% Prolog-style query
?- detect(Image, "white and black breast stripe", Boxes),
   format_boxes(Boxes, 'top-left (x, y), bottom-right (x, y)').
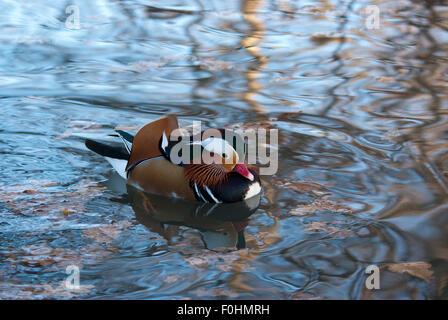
top-left (161, 131), bottom-right (168, 153)
top-left (204, 185), bottom-right (222, 203)
top-left (193, 182), bottom-right (207, 202)
top-left (159, 131), bottom-right (177, 163)
top-left (192, 182), bottom-right (222, 203)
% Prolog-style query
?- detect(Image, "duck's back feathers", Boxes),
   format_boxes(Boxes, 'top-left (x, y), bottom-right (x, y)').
top-left (126, 114), bottom-right (179, 171)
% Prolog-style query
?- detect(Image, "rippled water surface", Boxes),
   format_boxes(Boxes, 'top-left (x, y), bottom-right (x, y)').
top-left (1, 0), bottom-right (448, 299)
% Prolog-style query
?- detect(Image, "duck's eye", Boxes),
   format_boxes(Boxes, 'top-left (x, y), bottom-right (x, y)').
top-left (222, 153), bottom-right (228, 158)
top-left (209, 152), bottom-right (215, 157)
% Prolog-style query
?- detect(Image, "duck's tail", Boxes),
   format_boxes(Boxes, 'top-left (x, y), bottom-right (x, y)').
top-left (85, 130), bottom-right (134, 179)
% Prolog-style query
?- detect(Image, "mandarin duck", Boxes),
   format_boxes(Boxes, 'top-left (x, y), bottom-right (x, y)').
top-left (85, 115), bottom-right (262, 203)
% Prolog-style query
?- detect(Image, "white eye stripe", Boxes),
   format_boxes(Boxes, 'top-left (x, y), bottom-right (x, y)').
top-left (201, 138), bottom-right (237, 161)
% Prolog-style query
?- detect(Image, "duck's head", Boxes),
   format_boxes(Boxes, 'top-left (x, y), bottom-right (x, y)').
top-left (160, 127), bottom-right (254, 175)
top-left (198, 132), bottom-right (254, 181)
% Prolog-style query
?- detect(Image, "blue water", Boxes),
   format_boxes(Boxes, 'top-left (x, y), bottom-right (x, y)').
top-left (0, 0), bottom-right (447, 299)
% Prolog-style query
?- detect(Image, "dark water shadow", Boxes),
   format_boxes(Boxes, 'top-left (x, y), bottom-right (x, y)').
top-left (127, 184), bottom-right (261, 250)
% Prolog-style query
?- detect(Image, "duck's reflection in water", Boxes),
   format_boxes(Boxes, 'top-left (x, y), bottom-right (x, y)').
top-left (127, 185), bottom-right (261, 250)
